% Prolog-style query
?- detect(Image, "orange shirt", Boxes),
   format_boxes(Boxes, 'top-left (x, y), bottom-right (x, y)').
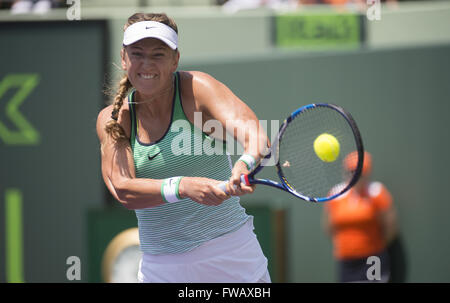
top-left (325, 182), bottom-right (392, 260)
top-left (323, 0), bottom-right (349, 5)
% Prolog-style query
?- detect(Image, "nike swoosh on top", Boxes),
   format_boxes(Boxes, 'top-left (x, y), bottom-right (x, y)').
top-left (148, 151), bottom-right (161, 160)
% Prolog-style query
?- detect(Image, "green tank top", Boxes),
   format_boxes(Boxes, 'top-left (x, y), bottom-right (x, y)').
top-left (129, 72), bottom-right (249, 255)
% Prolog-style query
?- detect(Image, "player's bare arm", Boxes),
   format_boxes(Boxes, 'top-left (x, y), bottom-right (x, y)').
top-left (97, 103), bottom-right (229, 207)
top-left (97, 104), bottom-right (166, 209)
top-left (179, 71), bottom-right (269, 196)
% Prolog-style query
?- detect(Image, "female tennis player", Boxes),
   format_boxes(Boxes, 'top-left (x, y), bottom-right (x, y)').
top-left (96, 13), bottom-right (271, 283)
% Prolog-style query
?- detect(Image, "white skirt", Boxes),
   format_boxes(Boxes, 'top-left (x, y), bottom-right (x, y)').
top-left (137, 217), bottom-right (271, 283)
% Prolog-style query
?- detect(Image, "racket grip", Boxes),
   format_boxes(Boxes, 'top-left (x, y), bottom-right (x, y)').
top-left (217, 181), bottom-right (230, 194)
top-left (217, 175), bottom-right (249, 194)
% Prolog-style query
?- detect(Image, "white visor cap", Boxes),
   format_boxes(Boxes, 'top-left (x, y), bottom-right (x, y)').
top-left (123, 21), bottom-right (178, 50)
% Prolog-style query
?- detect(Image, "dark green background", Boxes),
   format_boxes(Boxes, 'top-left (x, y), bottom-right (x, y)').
top-left (0, 21), bottom-right (107, 282)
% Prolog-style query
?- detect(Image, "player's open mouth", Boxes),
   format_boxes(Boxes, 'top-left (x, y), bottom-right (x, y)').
top-left (139, 73), bottom-right (157, 79)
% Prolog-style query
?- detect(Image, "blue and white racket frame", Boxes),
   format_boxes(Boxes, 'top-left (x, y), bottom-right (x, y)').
top-left (238, 103), bottom-right (365, 203)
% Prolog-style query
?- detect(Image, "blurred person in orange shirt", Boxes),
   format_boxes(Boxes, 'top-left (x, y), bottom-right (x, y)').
top-left (323, 151), bottom-right (399, 282)
top-left (298, 0), bottom-right (397, 6)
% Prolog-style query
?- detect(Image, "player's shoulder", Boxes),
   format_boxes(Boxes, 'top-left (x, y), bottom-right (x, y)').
top-left (97, 104), bottom-right (114, 124)
top-left (179, 70), bottom-right (221, 91)
top-left (178, 70), bottom-right (224, 112)
top-left (96, 100), bottom-right (131, 138)
top-left (179, 70), bottom-right (216, 82)
top-left (97, 99), bottom-right (130, 121)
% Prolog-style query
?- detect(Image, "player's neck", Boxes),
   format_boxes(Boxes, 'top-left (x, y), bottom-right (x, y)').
top-left (135, 86), bottom-right (174, 118)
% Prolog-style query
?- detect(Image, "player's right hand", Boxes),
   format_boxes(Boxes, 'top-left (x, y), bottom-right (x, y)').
top-left (178, 177), bottom-right (230, 206)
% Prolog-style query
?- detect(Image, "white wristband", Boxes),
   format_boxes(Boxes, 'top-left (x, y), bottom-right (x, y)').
top-left (238, 154), bottom-right (256, 171)
top-left (161, 177), bottom-right (183, 203)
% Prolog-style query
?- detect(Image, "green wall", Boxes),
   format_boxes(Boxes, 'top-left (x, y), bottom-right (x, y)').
top-left (0, 21), bottom-right (107, 282)
top-left (181, 44), bottom-right (450, 282)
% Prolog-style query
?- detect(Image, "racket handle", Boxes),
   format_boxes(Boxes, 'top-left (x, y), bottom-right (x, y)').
top-left (217, 175), bottom-right (249, 194)
top-left (217, 181), bottom-right (230, 194)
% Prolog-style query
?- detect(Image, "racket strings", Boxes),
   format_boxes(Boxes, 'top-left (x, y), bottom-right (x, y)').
top-left (278, 106), bottom-right (360, 199)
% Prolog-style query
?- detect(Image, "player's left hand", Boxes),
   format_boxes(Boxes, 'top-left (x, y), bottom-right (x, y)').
top-left (227, 160), bottom-right (255, 196)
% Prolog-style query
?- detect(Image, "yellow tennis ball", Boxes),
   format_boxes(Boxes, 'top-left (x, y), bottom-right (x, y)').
top-left (314, 133), bottom-right (340, 162)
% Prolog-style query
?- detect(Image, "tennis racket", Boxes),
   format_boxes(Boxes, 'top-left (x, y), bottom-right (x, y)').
top-left (218, 103), bottom-right (364, 202)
